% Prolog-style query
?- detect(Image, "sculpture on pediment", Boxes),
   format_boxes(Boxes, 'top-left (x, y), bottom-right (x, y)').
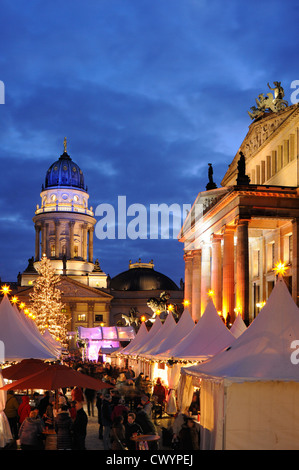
top-left (206, 163), bottom-right (217, 190)
top-left (248, 82), bottom-right (288, 120)
top-left (236, 151), bottom-right (250, 186)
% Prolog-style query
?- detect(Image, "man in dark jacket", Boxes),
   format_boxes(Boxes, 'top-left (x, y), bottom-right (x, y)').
top-left (101, 393), bottom-right (113, 450)
top-left (55, 405), bottom-right (73, 450)
top-left (72, 401), bottom-right (88, 450)
top-left (125, 412), bottom-right (143, 450)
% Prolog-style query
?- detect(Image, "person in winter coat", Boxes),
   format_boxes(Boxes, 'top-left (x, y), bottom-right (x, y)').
top-left (111, 415), bottom-right (126, 450)
top-left (4, 391), bottom-right (19, 439)
top-left (153, 378), bottom-right (167, 405)
top-left (84, 388), bottom-right (96, 417)
top-left (72, 401), bottom-right (88, 450)
top-left (111, 398), bottom-right (129, 423)
top-left (101, 394), bottom-right (113, 450)
top-left (178, 416), bottom-right (199, 450)
top-left (125, 412), bottom-right (143, 450)
top-left (18, 396), bottom-right (32, 425)
top-left (55, 405), bottom-right (73, 450)
top-left (18, 409), bottom-right (45, 450)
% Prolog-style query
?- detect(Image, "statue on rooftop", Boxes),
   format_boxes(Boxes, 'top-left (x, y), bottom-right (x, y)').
top-left (248, 82), bottom-right (288, 120)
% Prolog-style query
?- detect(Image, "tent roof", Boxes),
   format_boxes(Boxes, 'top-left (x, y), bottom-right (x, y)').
top-left (138, 312), bottom-right (177, 357)
top-left (168, 300), bottom-right (235, 361)
top-left (230, 315), bottom-right (247, 338)
top-left (0, 295), bottom-right (58, 362)
top-left (126, 317), bottom-right (163, 356)
top-left (120, 322), bottom-right (149, 356)
top-left (144, 308), bottom-right (195, 359)
top-left (182, 277), bottom-right (299, 382)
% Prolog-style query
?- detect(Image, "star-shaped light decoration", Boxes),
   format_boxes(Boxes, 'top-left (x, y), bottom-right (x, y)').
top-left (1, 284), bottom-right (11, 295)
top-left (273, 261), bottom-right (288, 277)
top-left (10, 296), bottom-right (19, 304)
top-left (183, 299), bottom-right (190, 307)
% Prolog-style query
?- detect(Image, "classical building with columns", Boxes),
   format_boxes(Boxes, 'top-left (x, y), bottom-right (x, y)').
top-left (179, 91), bottom-right (299, 325)
top-left (8, 139), bottom-right (182, 349)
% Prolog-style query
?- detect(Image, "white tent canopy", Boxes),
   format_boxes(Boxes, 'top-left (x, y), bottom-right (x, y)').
top-left (144, 308), bottom-right (195, 360)
top-left (119, 321), bottom-right (148, 356)
top-left (229, 314), bottom-right (247, 338)
top-left (168, 300), bottom-right (235, 361)
top-left (138, 312), bottom-right (177, 358)
top-left (181, 277), bottom-right (299, 450)
top-left (183, 277), bottom-right (299, 382)
top-left (0, 294), bottom-right (58, 362)
top-left (126, 317), bottom-right (163, 356)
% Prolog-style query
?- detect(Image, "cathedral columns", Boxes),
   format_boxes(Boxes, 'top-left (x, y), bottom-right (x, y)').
top-left (82, 223), bottom-right (88, 261)
top-left (191, 250), bottom-right (201, 321)
top-left (222, 226), bottom-right (235, 320)
top-left (55, 220), bottom-right (60, 259)
top-left (236, 219), bottom-right (250, 323)
top-left (69, 221), bottom-right (75, 259)
top-left (34, 224), bottom-right (41, 261)
top-left (184, 253), bottom-right (193, 315)
top-left (201, 242), bottom-right (211, 314)
top-left (211, 235), bottom-right (222, 312)
top-left (88, 226), bottom-right (94, 263)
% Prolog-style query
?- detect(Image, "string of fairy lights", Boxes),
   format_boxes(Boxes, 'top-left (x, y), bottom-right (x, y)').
top-left (0, 260), bottom-right (288, 349)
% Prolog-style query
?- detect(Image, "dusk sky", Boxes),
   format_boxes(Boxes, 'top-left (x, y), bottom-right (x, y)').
top-left (0, 0), bottom-right (299, 286)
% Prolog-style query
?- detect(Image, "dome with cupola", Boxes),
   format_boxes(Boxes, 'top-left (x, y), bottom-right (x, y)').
top-left (44, 138), bottom-right (86, 191)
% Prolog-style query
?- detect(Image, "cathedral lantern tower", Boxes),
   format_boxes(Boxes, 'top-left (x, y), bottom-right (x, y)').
top-left (28, 138), bottom-right (105, 286)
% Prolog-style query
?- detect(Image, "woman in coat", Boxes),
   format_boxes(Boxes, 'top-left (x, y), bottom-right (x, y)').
top-left (18, 395), bottom-right (32, 425)
top-left (55, 405), bottom-right (73, 450)
top-left (19, 409), bottom-right (45, 450)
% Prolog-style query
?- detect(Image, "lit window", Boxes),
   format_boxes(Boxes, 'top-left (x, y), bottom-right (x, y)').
top-left (78, 314), bottom-right (86, 322)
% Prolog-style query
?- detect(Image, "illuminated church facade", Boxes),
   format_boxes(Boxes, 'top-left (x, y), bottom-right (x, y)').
top-left (180, 87), bottom-right (299, 325)
top-left (11, 139), bottom-right (183, 348)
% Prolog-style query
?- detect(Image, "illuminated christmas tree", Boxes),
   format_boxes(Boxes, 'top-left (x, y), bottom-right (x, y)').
top-left (29, 254), bottom-right (68, 347)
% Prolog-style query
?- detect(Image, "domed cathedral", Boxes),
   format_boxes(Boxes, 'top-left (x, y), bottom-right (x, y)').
top-left (108, 259), bottom-right (184, 326)
top-left (13, 138), bottom-right (183, 348)
top-left (180, 82), bottom-right (299, 326)
top-left (17, 139), bottom-right (112, 348)
top-left (21, 138), bottom-right (106, 286)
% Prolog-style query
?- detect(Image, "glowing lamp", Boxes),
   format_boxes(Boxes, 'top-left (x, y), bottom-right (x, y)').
top-left (208, 290), bottom-right (214, 298)
top-left (1, 285), bottom-right (11, 295)
top-left (183, 299), bottom-right (190, 307)
top-left (11, 296), bottom-right (19, 304)
top-left (273, 261), bottom-right (288, 276)
top-left (140, 315), bottom-right (146, 322)
top-left (155, 309), bottom-right (161, 316)
top-left (168, 304), bottom-right (174, 311)
top-left (19, 302), bottom-right (26, 310)
top-left (100, 322), bottom-right (105, 327)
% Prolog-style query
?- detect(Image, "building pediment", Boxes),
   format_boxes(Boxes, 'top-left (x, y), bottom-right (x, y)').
top-left (222, 104), bottom-right (299, 186)
top-left (58, 276), bottom-right (113, 300)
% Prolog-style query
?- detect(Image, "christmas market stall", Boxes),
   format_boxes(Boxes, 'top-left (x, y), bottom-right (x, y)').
top-left (179, 276), bottom-right (299, 450)
top-left (77, 325), bottom-right (136, 361)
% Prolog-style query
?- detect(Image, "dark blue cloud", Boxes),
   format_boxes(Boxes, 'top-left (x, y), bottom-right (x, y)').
top-left (0, 0), bottom-right (298, 284)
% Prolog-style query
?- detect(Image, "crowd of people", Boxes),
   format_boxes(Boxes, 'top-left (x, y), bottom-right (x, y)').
top-left (3, 360), bottom-right (200, 451)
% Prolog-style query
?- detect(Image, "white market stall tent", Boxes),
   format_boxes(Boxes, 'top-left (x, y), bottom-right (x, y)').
top-left (0, 294), bottom-right (59, 362)
top-left (143, 308), bottom-right (195, 361)
top-left (168, 300), bottom-right (235, 361)
top-left (229, 314), bottom-right (247, 338)
top-left (137, 312), bottom-right (177, 358)
top-left (118, 321), bottom-right (148, 357)
top-left (0, 294), bottom-right (59, 448)
top-left (180, 277), bottom-right (299, 450)
top-left (78, 325), bottom-right (136, 361)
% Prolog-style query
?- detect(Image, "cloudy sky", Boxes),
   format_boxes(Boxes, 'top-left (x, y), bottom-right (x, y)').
top-left (0, 0), bottom-right (298, 285)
